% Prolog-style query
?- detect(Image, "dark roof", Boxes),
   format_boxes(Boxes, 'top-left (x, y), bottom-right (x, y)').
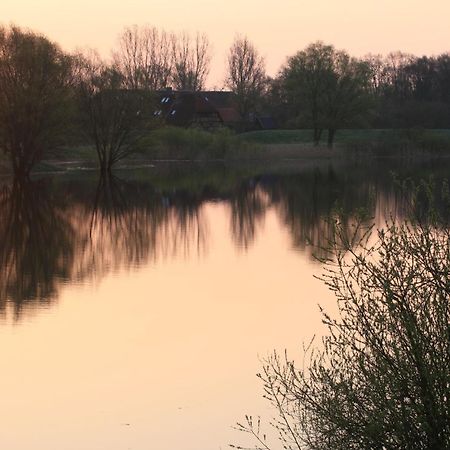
top-left (194, 94), bottom-right (217, 114)
top-left (201, 91), bottom-right (237, 108)
top-left (166, 92), bottom-right (196, 126)
top-left (217, 107), bottom-right (242, 124)
top-left (153, 90), bottom-right (242, 127)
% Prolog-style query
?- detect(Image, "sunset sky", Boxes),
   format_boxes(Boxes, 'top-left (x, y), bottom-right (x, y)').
top-left (3, 0), bottom-right (450, 86)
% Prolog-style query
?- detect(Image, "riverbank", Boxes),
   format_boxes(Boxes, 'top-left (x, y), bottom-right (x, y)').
top-left (1, 128), bottom-right (449, 175)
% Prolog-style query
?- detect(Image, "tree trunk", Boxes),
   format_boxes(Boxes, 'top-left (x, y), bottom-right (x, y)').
top-left (327, 128), bottom-right (336, 148)
top-left (11, 154), bottom-right (31, 181)
top-left (313, 128), bottom-right (322, 146)
top-left (100, 163), bottom-right (112, 177)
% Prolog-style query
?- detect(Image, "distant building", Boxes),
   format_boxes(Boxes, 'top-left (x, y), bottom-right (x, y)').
top-left (153, 89), bottom-right (275, 131)
top-left (154, 89), bottom-right (242, 130)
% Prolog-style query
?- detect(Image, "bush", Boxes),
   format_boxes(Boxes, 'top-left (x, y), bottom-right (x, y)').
top-left (237, 194), bottom-right (450, 450)
top-left (139, 126), bottom-right (248, 160)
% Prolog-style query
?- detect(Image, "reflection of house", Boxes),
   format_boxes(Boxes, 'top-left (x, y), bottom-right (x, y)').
top-left (154, 89), bottom-right (242, 129)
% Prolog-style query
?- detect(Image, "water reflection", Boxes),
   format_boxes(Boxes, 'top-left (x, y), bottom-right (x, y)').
top-left (0, 174), bottom-right (209, 320)
top-left (266, 167), bottom-right (376, 257)
top-left (0, 161), bottom-right (448, 320)
top-left (87, 174), bottom-right (206, 271)
top-left (0, 179), bottom-right (76, 319)
top-left (230, 181), bottom-right (269, 249)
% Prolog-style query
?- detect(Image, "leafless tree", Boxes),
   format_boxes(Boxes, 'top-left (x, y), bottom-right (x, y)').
top-left (383, 51), bottom-right (415, 99)
top-left (362, 53), bottom-right (388, 96)
top-left (171, 32), bottom-right (211, 91)
top-left (226, 35), bottom-right (267, 120)
top-left (74, 51), bottom-right (153, 173)
top-left (113, 25), bottom-right (173, 90)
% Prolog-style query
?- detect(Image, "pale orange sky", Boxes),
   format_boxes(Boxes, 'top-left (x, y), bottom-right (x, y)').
top-left (2, 0), bottom-right (450, 86)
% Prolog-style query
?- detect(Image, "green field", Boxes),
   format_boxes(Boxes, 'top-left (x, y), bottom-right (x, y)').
top-left (239, 128), bottom-right (450, 145)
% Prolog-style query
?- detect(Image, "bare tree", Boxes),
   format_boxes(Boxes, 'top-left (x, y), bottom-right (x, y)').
top-left (113, 25), bottom-right (173, 90)
top-left (0, 25), bottom-right (73, 178)
top-left (382, 51), bottom-right (415, 99)
top-left (171, 32), bottom-right (211, 91)
top-left (75, 51), bottom-right (153, 173)
top-left (226, 35), bottom-right (266, 120)
top-left (362, 53), bottom-right (388, 96)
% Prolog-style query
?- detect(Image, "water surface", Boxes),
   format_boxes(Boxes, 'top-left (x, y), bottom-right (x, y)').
top-left (0, 160), bottom-right (447, 450)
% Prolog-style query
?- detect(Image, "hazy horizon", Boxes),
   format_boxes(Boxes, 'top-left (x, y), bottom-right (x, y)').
top-left (3, 0), bottom-right (450, 87)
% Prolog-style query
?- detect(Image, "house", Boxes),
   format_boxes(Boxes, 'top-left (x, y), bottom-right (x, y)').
top-left (153, 89), bottom-right (275, 131)
top-left (154, 89), bottom-right (242, 130)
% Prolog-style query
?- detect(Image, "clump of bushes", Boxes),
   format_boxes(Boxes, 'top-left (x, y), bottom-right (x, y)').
top-left (138, 126), bottom-right (254, 160)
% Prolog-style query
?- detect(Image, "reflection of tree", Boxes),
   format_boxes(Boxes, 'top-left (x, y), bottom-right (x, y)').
top-left (221, 166), bottom-right (390, 253)
top-left (2, 162), bottom-right (447, 322)
top-left (47, 174), bottom-right (211, 296)
top-left (225, 167), bottom-right (381, 255)
top-left (0, 180), bottom-right (75, 319)
top-left (263, 167), bottom-right (376, 258)
top-left (83, 175), bottom-right (208, 276)
top-left (0, 175), bottom-right (209, 321)
top-left (230, 180), bottom-right (269, 249)
top-left (160, 192), bottom-right (208, 258)
top-left (88, 174), bottom-right (157, 269)
top-left (226, 162), bottom-right (450, 258)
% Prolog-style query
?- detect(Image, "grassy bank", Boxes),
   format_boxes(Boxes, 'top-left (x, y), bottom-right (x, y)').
top-left (241, 128), bottom-right (450, 158)
top-left (240, 128), bottom-right (450, 144)
top-left (1, 127), bottom-right (450, 175)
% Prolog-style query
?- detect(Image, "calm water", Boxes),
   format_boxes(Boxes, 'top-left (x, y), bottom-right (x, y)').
top-left (0, 160), bottom-right (448, 450)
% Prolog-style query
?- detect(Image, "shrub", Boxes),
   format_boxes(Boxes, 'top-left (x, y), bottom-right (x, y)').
top-left (237, 192), bottom-right (450, 450)
top-left (139, 126), bottom-right (249, 160)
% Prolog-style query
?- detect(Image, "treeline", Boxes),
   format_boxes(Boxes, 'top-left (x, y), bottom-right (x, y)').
top-left (0, 25), bottom-right (212, 177)
top-left (0, 24), bottom-right (450, 177)
top-left (263, 45), bottom-right (450, 144)
top-left (364, 52), bottom-right (450, 128)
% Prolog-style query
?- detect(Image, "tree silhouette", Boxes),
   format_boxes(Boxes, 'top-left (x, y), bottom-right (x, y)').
top-left (0, 26), bottom-right (73, 177)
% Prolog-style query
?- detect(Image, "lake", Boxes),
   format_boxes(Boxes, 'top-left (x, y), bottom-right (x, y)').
top-left (0, 159), bottom-right (448, 450)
